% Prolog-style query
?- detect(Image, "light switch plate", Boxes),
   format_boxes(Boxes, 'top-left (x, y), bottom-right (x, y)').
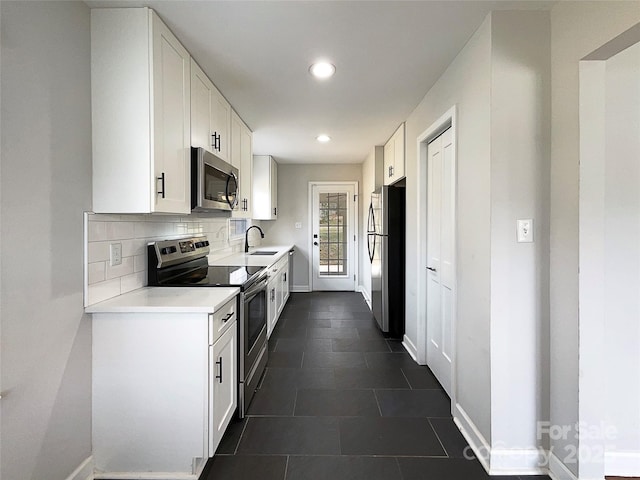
top-left (110, 243), bottom-right (122, 266)
top-left (517, 219), bottom-right (534, 243)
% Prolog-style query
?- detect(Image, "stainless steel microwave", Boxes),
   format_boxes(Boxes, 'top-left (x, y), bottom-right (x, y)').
top-left (191, 147), bottom-right (239, 212)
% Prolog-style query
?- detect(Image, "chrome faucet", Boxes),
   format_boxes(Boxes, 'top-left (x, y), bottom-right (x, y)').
top-left (244, 225), bottom-right (265, 253)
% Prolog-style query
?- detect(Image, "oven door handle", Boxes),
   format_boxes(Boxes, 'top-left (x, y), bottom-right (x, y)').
top-left (244, 277), bottom-right (268, 301)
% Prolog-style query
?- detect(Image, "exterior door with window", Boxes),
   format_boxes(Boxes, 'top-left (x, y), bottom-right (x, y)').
top-left (311, 183), bottom-right (357, 291)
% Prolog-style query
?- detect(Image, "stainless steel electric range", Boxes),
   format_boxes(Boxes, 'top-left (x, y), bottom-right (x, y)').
top-left (147, 236), bottom-right (268, 418)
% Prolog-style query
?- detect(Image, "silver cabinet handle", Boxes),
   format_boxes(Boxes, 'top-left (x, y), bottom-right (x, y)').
top-left (215, 357), bottom-right (222, 383)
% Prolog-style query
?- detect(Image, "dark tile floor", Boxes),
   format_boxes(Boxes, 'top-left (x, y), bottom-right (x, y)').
top-left (203, 292), bottom-right (549, 480)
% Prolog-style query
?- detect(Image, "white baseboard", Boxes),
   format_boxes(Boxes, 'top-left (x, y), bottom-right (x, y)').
top-left (66, 456), bottom-right (94, 480)
top-left (402, 334), bottom-right (419, 362)
top-left (605, 451), bottom-right (640, 476)
top-left (357, 286), bottom-right (371, 308)
top-left (453, 403), bottom-right (491, 472)
top-left (94, 473), bottom-right (196, 480)
top-left (489, 448), bottom-right (547, 476)
top-left (548, 452), bottom-right (578, 480)
top-left (291, 285), bottom-right (310, 293)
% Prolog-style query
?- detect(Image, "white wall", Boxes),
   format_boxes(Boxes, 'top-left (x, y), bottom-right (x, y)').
top-left (1, 2), bottom-right (93, 479)
top-left (489, 10), bottom-right (550, 465)
top-left (549, 3), bottom-right (640, 477)
top-left (260, 163), bottom-right (363, 291)
top-left (405, 12), bottom-right (551, 472)
top-left (405, 15), bottom-right (493, 442)
top-left (603, 40), bottom-right (640, 473)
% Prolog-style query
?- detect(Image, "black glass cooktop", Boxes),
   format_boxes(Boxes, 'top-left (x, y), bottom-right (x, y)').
top-left (160, 265), bottom-right (265, 288)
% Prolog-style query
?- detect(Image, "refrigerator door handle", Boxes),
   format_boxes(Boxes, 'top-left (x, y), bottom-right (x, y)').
top-left (367, 234), bottom-right (375, 263)
top-left (367, 202), bottom-right (375, 233)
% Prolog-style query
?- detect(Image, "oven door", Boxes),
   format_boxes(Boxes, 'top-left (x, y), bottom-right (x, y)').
top-left (239, 275), bottom-right (268, 417)
top-left (191, 147), bottom-right (239, 212)
top-left (243, 276), bottom-right (267, 376)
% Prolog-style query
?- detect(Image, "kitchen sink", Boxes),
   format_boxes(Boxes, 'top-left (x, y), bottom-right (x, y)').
top-left (249, 251), bottom-right (279, 256)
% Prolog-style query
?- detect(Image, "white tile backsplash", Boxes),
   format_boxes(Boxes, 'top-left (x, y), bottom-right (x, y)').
top-left (85, 213), bottom-right (250, 306)
top-left (88, 262), bottom-right (106, 284)
top-left (105, 256), bottom-right (134, 280)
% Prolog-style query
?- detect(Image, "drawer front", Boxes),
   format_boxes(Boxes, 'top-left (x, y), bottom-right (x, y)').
top-left (209, 297), bottom-right (236, 345)
top-left (270, 256), bottom-right (287, 276)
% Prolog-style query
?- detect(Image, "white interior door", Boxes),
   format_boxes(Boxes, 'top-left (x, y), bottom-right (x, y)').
top-left (426, 128), bottom-right (454, 396)
top-left (311, 183), bottom-right (357, 291)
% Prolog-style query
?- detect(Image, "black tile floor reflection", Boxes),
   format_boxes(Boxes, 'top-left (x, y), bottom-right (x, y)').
top-left (204, 292), bottom-right (549, 480)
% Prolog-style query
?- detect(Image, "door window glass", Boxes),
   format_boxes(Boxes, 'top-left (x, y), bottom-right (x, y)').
top-left (318, 192), bottom-right (348, 275)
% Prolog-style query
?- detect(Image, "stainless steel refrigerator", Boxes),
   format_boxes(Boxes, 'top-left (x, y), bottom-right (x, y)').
top-left (368, 185), bottom-right (405, 338)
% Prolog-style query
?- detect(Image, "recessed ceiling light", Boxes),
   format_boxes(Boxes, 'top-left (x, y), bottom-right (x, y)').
top-left (309, 62), bottom-right (336, 79)
top-left (316, 134), bottom-right (331, 143)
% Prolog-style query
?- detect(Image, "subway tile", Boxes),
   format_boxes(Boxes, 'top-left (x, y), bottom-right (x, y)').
top-left (88, 262), bottom-right (106, 285)
top-left (87, 241), bottom-right (110, 263)
top-left (88, 213), bottom-right (121, 222)
top-left (122, 238), bottom-right (146, 257)
top-left (87, 278), bottom-right (121, 305)
top-left (134, 254), bottom-right (146, 273)
top-left (105, 256), bottom-right (134, 280)
top-left (88, 221), bottom-right (107, 241)
top-left (121, 271), bottom-right (146, 294)
top-left (106, 221), bottom-right (135, 240)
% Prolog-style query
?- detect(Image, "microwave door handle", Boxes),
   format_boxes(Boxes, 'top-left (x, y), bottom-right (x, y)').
top-left (226, 172), bottom-right (239, 210)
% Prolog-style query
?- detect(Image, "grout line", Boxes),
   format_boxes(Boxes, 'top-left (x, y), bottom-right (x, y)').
top-left (395, 456), bottom-right (405, 480)
top-left (292, 388), bottom-right (299, 416)
top-left (283, 455), bottom-right (290, 480)
top-left (427, 417), bottom-right (449, 458)
top-left (400, 368), bottom-right (413, 389)
top-left (232, 417), bottom-right (250, 455)
top-left (373, 389), bottom-right (384, 417)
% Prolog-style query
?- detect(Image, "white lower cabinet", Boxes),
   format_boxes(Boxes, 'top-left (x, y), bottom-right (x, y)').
top-left (210, 321), bottom-right (237, 456)
top-left (266, 255), bottom-right (290, 338)
top-left (91, 296), bottom-right (238, 479)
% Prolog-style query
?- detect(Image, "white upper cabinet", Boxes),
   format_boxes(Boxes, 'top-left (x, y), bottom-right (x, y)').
top-left (91, 8), bottom-right (191, 214)
top-left (231, 110), bottom-right (253, 218)
top-left (253, 155), bottom-right (278, 220)
top-left (383, 123), bottom-right (406, 185)
top-left (190, 59), bottom-right (231, 163)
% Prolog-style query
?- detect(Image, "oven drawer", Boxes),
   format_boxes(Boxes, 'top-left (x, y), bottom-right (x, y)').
top-left (209, 296), bottom-right (237, 345)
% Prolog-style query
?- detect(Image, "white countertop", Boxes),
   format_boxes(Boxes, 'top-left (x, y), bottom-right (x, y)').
top-left (209, 245), bottom-right (295, 267)
top-left (86, 287), bottom-right (239, 314)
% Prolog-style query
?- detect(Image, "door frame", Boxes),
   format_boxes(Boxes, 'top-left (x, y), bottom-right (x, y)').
top-left (578, 28), bottom-right (640, 479)
top-left (308, 181), bottom-right (359, 291)
top-left (416, 106), bottom-right (457, 407)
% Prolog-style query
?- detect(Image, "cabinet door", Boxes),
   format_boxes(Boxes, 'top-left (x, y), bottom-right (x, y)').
top-left (283, 262), bottom-right (290, 305)
top-left (210, 322), bottom-right (237, 456)
top-left (211, 89), bottom-right (231, 163)
top-left (267, 282), bottom-right (277, 338)
top-left (230, 111), bottom-right (243, 214)
top-left (191, 60), bottom-right (215, 154)
top-left (239, 123), bottom-right (253, 217)
top-left (231, 111), bottom-right (253, 218)
top-left (252, 155), bottom-right (277, 220)
top-left (151, 12), bottom-right (191, 214)
top-left (383, 137), bottom-right (395, 186)
top-left (270, 159), bottom-right (278, 218)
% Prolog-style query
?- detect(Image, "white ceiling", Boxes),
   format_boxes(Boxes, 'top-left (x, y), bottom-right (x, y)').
top-left (86, 1), bottom-right (554, 164)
